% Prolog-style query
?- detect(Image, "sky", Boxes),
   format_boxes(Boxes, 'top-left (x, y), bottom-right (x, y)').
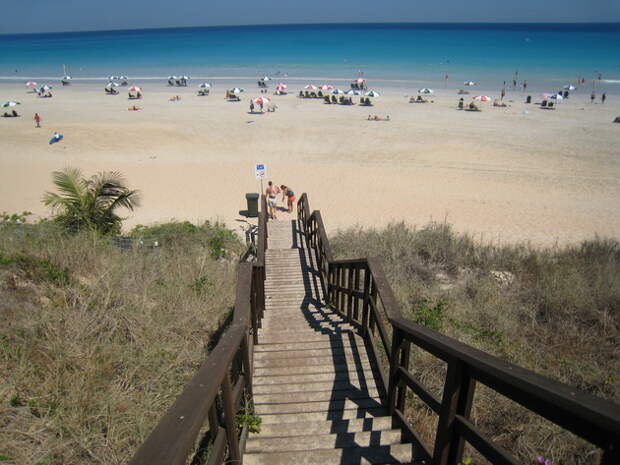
top-left (2, 0), bottom-right (620, 35)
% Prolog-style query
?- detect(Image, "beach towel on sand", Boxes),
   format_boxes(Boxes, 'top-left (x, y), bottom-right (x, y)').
top-left (49, 134), bottom-right (64, 145)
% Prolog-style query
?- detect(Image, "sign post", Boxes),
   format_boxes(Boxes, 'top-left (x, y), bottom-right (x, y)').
top-left (255, 163), bottom-right (266, 194)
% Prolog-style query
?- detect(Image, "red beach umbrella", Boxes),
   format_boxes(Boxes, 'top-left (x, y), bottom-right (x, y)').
top-left (128, 86), bottom-right (142, 92)
top-left (253, 96), bottom-right (271, 105)
top-left (304, 84), bottom-right (317, 90)
top-left (473, 95), bottom-right (491, 102)
top-left (25, 81), bottom-right (38, 87)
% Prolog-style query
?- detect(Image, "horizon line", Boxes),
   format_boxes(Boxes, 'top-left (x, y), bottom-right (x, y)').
top-left (2, 20), bottom-right (619, 37)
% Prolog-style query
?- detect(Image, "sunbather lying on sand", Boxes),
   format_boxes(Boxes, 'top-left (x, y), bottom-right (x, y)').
top-left (128, 105), bottom-right (142, 111)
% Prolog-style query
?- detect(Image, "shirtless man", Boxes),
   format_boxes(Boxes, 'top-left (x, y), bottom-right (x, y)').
top-left (266, 181), bottom-right (279, 219)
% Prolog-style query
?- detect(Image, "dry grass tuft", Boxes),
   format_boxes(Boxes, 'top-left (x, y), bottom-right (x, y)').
top-left (0, 220), bottom-right (242, 465)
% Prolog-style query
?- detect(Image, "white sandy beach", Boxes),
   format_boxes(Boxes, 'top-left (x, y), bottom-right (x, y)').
top-left (1, 80), bottom-right (619, 246)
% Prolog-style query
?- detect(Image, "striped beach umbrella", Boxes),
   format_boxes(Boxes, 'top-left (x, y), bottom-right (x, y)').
top-left (304, 84), bottom-right (318, 90)
top-left (473, 95), bottom-right (491, 102)
top-left (318, 85), bottom-right (333, 91)
top-left (128, 86), bottom-right (142, 92)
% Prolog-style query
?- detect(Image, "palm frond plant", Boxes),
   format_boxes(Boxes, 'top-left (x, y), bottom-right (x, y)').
top-left (43, 168), bottom-right (140, 235)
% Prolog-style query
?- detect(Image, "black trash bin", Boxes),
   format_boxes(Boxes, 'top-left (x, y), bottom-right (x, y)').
top-left (245, 193), bottom-right (259, 217)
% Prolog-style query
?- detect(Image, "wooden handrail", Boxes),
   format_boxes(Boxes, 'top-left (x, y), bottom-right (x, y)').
top-left (130, 198), bottom-right (269, 465)
top-left (296, 193), bottom-right (620, 465)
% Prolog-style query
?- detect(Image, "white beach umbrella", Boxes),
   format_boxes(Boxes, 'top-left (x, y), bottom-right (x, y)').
top-left (473, 95), bottom-right (491, 102)
top-left (105, 82), bottom-right (119, 88)
top-left (62, 76), bottom-right (72, 80)
top-left (464, 81), bottom-right (476, 86)
top-left (562, 84), bottom-right (576, 90)
top-left (550, 93), bottom-right (563, 100)
top-left (262, 76), bottom-right (271, 81)
top-left (346, 89), bottom-right (361, 96)
top-left (25, 81), bottom-right (38, 87)
top-left (128, 86), bottom-right (142, 92)
top-left (40, 85), bottom-right (53, 91)
top-left (253, 96), bottom-right (271, 105)
top-left (168, 76), bottom-right (178, 80)
top-left (119, 75), bottom-right (128, 80)
top-left (2, 101), bottom-right (20, 108)
top-left (331, 89), bottom-right (346, 95)
top-left (180, 75), bottom-right (190, 80)
top-left (418, 88), bottom-right (434, 94)
top-left (230, 87), bottom-right (244, 94)
top-left (365, 90), bottom-right (380, 97)
top-left (109, 75), bottom-right (119, 81)
top-left (198, 83), bottom-right (212, 88)
top-left (304, 84), bottom-right (318, 90)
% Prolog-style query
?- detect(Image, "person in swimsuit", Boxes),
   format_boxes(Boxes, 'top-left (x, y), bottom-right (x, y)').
top-left (280, 185), bottom-right (296, 213)
top-left (266, 181), bottom-right (278, 219)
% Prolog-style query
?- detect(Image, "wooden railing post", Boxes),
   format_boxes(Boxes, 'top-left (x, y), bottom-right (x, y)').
top-left (433, 360), bottom-right (476, 465)
top-left (346, 266), bottom-right (354, 320)
top-left (241, 330), bottom-right (253, 399)
top-left (361, 268), bottom-right (371, 337)
top-left (222, 372), bottom-right (241, 464)
top-left (397, 341), bottom-right (411, 412)
top-left (388, 327), bottom-right (403, 414)
top-left (353, 266), bottom-right (361, 321)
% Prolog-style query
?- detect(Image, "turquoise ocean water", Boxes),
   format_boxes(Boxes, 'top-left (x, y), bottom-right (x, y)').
top-left (1, 23), bottom-right (619, 92)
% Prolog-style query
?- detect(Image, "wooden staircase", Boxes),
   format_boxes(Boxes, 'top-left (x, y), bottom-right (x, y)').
top-left (244, 220), bottom-right (424, 465)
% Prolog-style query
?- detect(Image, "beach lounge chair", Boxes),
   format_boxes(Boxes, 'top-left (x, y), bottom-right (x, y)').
top-left (331, 96), bottom-right (338, 104)
top-left (304, 91), bottom-right (310, 98)
top-left (547, 101), bottom-right (555, 108)
top-left (540, 100), bottom-right (548, 107)
top-left (318, 91), bottom-right (323, 97)
top-left (324, 96), bottom-right (331, 104)
top-left (310, 92), bottom-right (317, 98)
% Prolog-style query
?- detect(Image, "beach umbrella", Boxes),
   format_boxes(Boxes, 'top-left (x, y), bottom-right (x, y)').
top-left (109, 75), bottom-right (119, 81)
top-left (418, 88), bottom-right (434, 94)
top-left (318, 85), bottom-right (333, 91)
top-left (40, 85), bottom-right (53, 92)
top-left (331, 88), bottom-right (346, 95)
top-left (119, 76), bottom-right (128, 80)
top-left (128, 86), bottom-right (142, 92)
top-left (25, 81), bottom-right (37, 87)
top-left (540, 93), bottom-right (552, 100)
top-left (304, 84), bottom-right (318, 90)
top-left (550, 93), bottom-right (563, 100)
top-left (277, 83), bottom-right (287, 89)
top-left (262, 76), bottom-right (271, 81)
top-left (1, 101), bottom-right (20, 108)
top-left (230, 87), bottom-right (244, 94)
top-left (181, 75), bottom-right (189, 80)
top-left (105, 82), bottom-right (119, 88)
top-left (562, 84), bottom-right (576, 90)
top-left (473, 95), bottom-right (491, 102)
top-left (356, 78), bottom-right (366, 83)
top-left (198, 83), bottom-right (212, 89)
top-left (62, 76), bottom-right (71, 80)
top-left (365, 90), bottom-right (380, 97)
top-left (464, 81), bottom-right (476, 86)
top-left (168, 76), bottom-right (178, 80)
top-left (346, 89), bottom-right (361, 96)
top-left (253, 96), bottom-right (271, 105)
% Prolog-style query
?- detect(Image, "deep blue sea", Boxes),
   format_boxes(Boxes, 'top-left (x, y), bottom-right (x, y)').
top-left (1, 23), bottom-right (619, 92)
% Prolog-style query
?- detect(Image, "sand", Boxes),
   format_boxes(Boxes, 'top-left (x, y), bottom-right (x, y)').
top-left (1, 80), bottom-right (619, 246)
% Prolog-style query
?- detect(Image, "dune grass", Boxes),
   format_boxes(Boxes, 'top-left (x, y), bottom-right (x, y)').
top-left (0, 217), bottom-right (242, 465)
top-left (330, 221), bottom-right (619, 464)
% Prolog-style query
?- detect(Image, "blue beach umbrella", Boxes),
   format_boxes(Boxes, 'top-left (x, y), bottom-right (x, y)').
top-left (199, 83), bottom-right (212, 89)
top-left (49, 133), bottom-right (64, 145)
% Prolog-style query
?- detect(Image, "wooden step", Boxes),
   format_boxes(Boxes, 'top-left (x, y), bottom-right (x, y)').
top-left (254, 416), bottom-right (395, 437)
top-left (243, 442), bottom-right (422, 465)
top-left (245, 428), bottom-right (404, 453)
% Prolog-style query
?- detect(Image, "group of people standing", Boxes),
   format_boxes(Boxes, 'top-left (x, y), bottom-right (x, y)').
top-left (266, 181), bottom-right (296, 220)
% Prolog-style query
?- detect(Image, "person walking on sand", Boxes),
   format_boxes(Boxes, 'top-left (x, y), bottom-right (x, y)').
top-left (266, 181), bottom-right (279, 219)
top-left (523, 80), bottom-right (527, 91)
top-left (34, 113), bottom-right (41, 128)
top-left (500, 88), bottom-right (506, 101)
top-left (591, 92), bottom-right (596, 103)
top-left (280, 185), bottom-right (296, 213)
top-left (601, 93), bottom-right (606, 104)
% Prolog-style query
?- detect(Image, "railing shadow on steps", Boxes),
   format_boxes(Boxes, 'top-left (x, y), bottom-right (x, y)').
top-left (129, 195), bottom-right (269, 465)
top-left (296, 192), bottom-right (620, 465)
